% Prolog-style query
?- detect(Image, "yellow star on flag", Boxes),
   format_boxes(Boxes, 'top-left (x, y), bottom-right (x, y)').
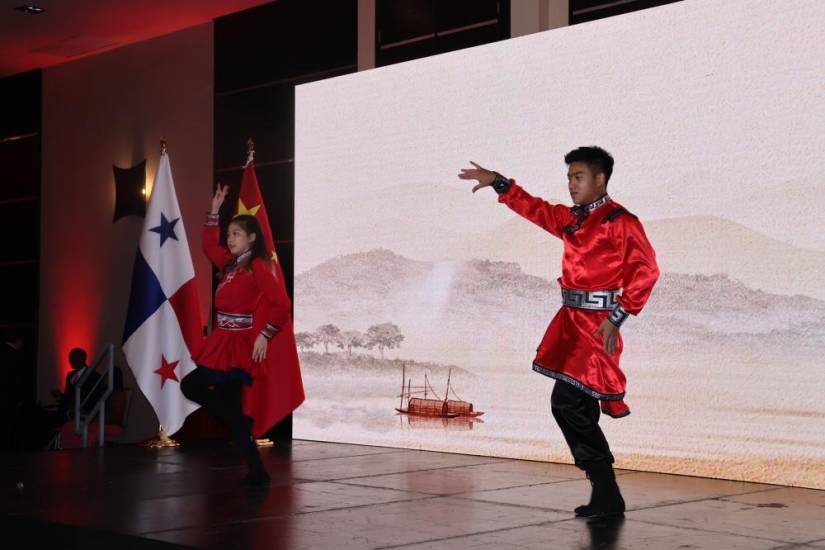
top-left (272, 250), bottom-right (279, 263)
top-left (237, 198), bottom-right (261, 217)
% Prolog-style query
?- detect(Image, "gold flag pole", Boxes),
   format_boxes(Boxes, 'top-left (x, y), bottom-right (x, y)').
top-left (245, 137), bottom-right (255, 167)
top-left (244, 137), bottom-right (272, 449)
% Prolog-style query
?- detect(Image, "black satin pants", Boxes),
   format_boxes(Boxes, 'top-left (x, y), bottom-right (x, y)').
top-left (551, 380), bottom-right (615, 470)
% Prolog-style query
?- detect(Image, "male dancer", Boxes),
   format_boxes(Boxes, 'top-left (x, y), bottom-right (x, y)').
top-left (459, 146), bottom-right (659, 517)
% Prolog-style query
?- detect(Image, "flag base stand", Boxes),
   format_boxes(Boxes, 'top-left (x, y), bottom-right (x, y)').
top-left (141, 429), bottom-right (180, 448)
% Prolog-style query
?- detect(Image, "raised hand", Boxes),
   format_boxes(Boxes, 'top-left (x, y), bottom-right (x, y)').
top-left (211, 184), bottom-right (229, 214)
top-left (458, 161), bottom-right (496, 193)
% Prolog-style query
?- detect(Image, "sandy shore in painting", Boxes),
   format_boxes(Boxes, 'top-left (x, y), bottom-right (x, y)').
top-left (295, 337), bottom-right (825, 490)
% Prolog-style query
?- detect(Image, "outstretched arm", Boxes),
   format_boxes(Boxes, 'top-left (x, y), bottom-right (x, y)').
top-left (458, 161), bottom-right (570, 238)
top-left (202, 184), bottom-right (233, 269)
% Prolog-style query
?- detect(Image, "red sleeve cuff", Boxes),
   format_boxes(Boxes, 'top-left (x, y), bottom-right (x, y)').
top-left (496, 181), bottom-right (519, 203)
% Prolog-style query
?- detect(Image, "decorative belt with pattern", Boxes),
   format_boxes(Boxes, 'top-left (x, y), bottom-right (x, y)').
top-left (216, 311), bottom-right (253, 330)
top-left (560, 287), bottom-right (620, 311)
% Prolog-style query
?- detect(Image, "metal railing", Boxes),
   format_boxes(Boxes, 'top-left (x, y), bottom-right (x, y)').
top-left (74, 343), bottom-right (114, 448)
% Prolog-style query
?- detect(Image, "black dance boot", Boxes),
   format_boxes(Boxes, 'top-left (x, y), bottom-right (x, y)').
top-left (575, 463), bottom-right (625, 518)
top-left (574, 471), bottom-right (596, 517)
top-left (232, 416), bottom-right (270, 487)
top-left (240, 441), bottom-right (270, 487)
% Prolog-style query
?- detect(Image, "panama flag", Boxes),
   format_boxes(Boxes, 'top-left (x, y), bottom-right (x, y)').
top-left (123, 151), bottom-right (203, 435)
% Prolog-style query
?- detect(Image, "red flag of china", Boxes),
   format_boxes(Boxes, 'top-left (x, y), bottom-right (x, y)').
top-left (237, 162), bottom-right (305, 437)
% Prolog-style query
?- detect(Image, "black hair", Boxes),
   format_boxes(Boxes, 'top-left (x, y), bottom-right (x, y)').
top-left (564, 146), bottom-right (614, 186)
top-left (228, 214), bottom-right (272, 270)
top-left (68, 348), bottom-right (87, 364)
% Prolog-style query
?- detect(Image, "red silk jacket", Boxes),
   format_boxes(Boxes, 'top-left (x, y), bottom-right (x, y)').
top-left (192, 222), bottom-right (305, 436)
top-left (193, 224), bottom-right (291, 374)
top-left (499, 183), bottom-right (660, 418)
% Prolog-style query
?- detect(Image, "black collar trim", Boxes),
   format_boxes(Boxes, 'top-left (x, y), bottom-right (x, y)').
top-left (572, 194), bottom-right (611, 215)
top-left (232, 249), bottom-right (253, 268)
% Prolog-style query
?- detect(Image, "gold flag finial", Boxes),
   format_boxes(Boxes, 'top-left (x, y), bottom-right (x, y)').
top-left (160, 137), bottom-right (168, 155)
top-left (245, 138), bottom-right (255, 167)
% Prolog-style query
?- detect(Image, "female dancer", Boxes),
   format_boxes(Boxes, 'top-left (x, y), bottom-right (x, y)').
top-left (181, 184), bottom-right (291, 486)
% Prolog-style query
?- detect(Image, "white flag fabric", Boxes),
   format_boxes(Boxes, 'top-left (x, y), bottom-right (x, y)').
top-left (122, 152), bottom-right (202, 435)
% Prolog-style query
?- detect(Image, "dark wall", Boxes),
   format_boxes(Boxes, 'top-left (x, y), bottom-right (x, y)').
top-left (376, 0), bottom-right (510, 67)
top-left (0, 69), bottom-right (41, 408)
top-left (212, 0), bottom-right (358, 440)
top-left (570, 0), bottom-right (683, 25)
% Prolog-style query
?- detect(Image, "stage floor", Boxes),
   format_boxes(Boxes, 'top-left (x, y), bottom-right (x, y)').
top-left (2, 440), bottom-right (824, 549)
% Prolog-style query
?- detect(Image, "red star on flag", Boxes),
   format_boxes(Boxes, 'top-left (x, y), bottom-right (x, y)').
top-left (154, 355), bottom-right (180, 389)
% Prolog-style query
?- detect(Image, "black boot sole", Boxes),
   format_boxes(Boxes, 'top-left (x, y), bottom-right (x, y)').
top-left (575, 506), bottom-right (625, 518)
top-left (574, 504), bottom-right (591, 517)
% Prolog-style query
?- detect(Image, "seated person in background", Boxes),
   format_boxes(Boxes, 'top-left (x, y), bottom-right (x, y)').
top-left (53, 348), bottom-right (102, 420)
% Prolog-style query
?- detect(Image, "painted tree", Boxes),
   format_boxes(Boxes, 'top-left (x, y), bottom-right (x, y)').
top-left (366, 323), bottom-right (404, 359)
top-left (295, 331), bottom-right (319, 352)
top-left (339, 330), bottom-right (367, 356)
top-left (315, 324), bottom-right (342, 354)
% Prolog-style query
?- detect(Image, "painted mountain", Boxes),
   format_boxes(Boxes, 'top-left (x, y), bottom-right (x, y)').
top-left (294, 249), bottom-right (825, 489)
top-left (295, 248), bottom-right (825, 369)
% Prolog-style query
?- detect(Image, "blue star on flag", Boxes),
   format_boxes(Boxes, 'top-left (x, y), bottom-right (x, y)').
top-left (149, 213), bottom-right (180, 247)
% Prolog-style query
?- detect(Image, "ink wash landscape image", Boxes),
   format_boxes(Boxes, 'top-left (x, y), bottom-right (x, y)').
top-left (294, 4), bottom-right (825, 489)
